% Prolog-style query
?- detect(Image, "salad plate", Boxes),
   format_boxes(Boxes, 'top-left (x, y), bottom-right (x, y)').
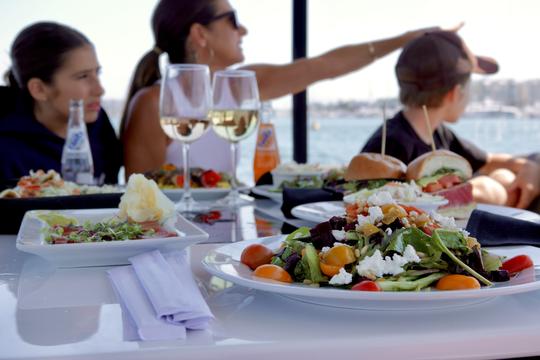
top-left (202, 236), bottom-right (540, 310)
top-left (291, 202), bottom-right (540, 225)
top-left (16, 208), bottom-right (209, 268)
top-left (251, 185), bottom-right (283, 203)
top-left (163, 185), bottom-right (250, 202)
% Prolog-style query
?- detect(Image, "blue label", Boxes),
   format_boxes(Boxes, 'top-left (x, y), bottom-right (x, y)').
top-left (66, 131), bottom-right (85, 150)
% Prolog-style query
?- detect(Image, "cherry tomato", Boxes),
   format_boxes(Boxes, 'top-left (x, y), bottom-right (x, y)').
top-left (423, 182), bottom-right (443, 193)
top-left (400, 204), bottom-right (425, 215)
top-left (351, 280), bottom-right (381, 291)
top-left (201, 170), bottom-right (221, 188)
top-left (501, 255), bottom-right (534, 275)
top-left (240, 244), bottom-right (274, 270)
top-left (323, 245), bottom-right (356, 267)
top-left (206, 211), bottom-right (221, 220)
top-left (438, 174), bottom-right (462, 188)
top-left (252, 264), bottom-right (293, 283)
top-left (436, 274), bottom-right (480, 290)
top-left (175, 175), bottom-right (184, 187)
top-left (319, 261), bottom-right (342, 277)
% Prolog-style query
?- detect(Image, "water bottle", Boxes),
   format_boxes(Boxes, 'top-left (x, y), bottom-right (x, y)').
top-left (61, 99), bottom-right (94, 184)
top-left (253, 101), bottom-right (280, 183)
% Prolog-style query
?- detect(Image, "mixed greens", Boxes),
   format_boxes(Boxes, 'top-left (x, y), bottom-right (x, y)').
top-left (242, 191), bottom-right (518, 291)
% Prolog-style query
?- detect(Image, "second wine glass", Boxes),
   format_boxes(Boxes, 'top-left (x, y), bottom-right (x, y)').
top-left (210, 69), bottom-right (260, 207)
top-left (159, 64), bottom-right (212, 211)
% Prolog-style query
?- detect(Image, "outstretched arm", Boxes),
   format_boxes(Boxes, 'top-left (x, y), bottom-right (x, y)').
top-left (243, 25), bottom-right (456, 100)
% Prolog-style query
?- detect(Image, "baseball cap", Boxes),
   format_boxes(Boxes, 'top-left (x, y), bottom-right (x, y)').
top-left (396, 31), bottom-right (499, 91)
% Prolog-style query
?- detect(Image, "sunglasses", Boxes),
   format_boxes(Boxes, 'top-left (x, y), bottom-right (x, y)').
top-left (204, 10), bottom-right (239, 30)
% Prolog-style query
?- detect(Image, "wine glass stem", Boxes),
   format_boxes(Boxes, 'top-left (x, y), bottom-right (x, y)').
top-left (182, 142), bottom-right (193, 204)
top-left (230, 142), bottom-right (239, 199)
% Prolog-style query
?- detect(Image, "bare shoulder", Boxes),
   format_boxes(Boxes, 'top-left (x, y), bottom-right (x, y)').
top-left (125, 85), bottom-right (160, 131)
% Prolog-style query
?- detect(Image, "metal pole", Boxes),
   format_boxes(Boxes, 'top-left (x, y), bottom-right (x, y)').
top-left (292, 0), bottom-right (307, 163)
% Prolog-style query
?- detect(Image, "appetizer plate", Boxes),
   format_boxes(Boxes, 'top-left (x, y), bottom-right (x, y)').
top-left (291, 202), bottom-right (540, 224)
top-left (202, 236), bottom-right (540, 310)
top-left (163, 186), bottom-right (250, 202)
top-left (251, 185), bottom-right (283, 203)
top-left (16, 209), bottom-right (209, 268)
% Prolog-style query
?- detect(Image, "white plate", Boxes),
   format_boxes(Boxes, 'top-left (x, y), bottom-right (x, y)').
top-left (291, 202), bottom-right (540, 225)
top-left (163, 187), bottom-right (234, 201)
top-left (251, 185), bottom-right (283, 203)
top-left (16, 209), bottom-right (209, 268)
top-left (342, 193), bottom-right (449, 214)
top-left (202, 236), bottom-right (540, 310)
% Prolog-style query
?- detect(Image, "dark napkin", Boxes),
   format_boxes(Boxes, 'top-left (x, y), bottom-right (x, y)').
top-left (465, 209), bottom-right (540, 247)
top-left (281, 187), bottom-right (343, 218)
top-left (1, 193), bottom-right (123, 234)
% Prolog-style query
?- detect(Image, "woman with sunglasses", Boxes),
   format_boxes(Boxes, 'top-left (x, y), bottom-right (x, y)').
top-left (121, 0), bottom-right (451, 178)
top-left (0, 22), bottom-right (122, 187)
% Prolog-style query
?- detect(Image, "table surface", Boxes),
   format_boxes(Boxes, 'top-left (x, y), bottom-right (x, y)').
top-left (2, 199), bottom-right (540, 360)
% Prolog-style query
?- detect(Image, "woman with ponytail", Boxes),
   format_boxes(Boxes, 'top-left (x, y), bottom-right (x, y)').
top-left (121, 0), bottom-right (449, 178)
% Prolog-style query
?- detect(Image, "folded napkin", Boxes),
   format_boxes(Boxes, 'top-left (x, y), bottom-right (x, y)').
top-left (108, 250), bottom-right (214, 341)
top-left (281, 187), bottom-right (343, 218)
top-left (465, 209), bottom-right (540, 247)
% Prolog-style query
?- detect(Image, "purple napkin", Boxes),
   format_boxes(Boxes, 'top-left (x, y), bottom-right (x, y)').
top-left (107, 250), bottom-right (214, 341)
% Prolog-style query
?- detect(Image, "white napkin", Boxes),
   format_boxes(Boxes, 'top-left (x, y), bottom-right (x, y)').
top-left (107, 250), bottom-right (213, 341)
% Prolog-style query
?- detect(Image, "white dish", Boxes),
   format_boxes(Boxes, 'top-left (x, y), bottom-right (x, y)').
top-left (291, 202), bottom-right (540, 225)
top-left (251, 185), bottom-right (283, 203)
top-left (162, 187), bottom-right (236, 201)
top-left (16, 209), bottom-right (209, 268)
top-left (202, 236), bottom-right (540, 310)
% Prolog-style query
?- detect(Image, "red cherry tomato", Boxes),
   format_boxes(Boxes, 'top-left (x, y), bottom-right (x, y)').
top-left (423, 182), bottom-right (443, 193)
top-left (501, 255), bottom-right (534, 275)
top-left (240, 244), bottom-right (274, 270)
top-left (351, 280), bottom-right (381, 291)
top-left (438, 174), bottom-right (462, 188)
top-left (201, 170), bottom-right (221, 188)
top-left (206, 211), bottom-right (221, 220)
top-left (175, 175), bottom-right (184, 187)
top-left (400, 204), bottom-right (425, 215)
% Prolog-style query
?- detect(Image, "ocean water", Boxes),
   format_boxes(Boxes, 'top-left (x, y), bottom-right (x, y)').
top-left (236, 117), bottom-right (540, 185)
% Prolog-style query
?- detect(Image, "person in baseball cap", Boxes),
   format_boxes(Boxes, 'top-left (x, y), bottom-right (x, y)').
top-left (362, 30), bottom-right (540, 209)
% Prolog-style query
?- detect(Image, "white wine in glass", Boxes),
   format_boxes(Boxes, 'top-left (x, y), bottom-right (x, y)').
top-left (159, 64), bottom-right (211, 211)
top-left (210, 70), bottom-right (260, 207)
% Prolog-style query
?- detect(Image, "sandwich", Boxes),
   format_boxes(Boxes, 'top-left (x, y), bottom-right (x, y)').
top-left (345, 153), bottom-right (407, 182)
top-left (406, 150), bottom-right (475, 218)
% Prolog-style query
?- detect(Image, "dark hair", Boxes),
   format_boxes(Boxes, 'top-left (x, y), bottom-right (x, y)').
top-left (399, 74), bottom-right (471, 108)
top-left (119, 0), bottom-right (217, 138)
top-left (6, 22), bottom-right (91, 98)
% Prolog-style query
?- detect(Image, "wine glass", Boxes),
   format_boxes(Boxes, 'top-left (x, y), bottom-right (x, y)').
top-left (210, 70), bottom-right (260, 206)
top-left (159, 64), bottom-right (212, 211)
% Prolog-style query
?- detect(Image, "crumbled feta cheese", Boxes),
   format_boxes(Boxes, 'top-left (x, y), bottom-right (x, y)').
top-left (356, 245), bottom-right (421, 279)
top-left (367, 191), bottom-right (395, 206)
top-left (329, 268), bottom-right (353, 285)
top-left (460, 229), bottom-right (470, 237)
top-left (333, 242), bottom-right (347, 247)
top-left (356, 206), bottom-right (384, 227)
top-left (430, 211), bottom-right (457, 229)
top-left (320, 246), bottom-right (331, 254)
top-left (385, 228), bottom-right (393, 236)
top-left (331, 230), bottom-right (346, 241)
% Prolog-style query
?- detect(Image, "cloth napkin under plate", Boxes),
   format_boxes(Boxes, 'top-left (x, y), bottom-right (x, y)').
top-left (465, 209), bottom-right (540, 247)
top-left (108, 250), bottom-right (214, 341)
top-left (281, 187), bottom-right (343, 218)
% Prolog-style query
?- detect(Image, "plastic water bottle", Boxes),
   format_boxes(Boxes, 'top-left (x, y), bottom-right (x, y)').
top-left (61, 99), bottom-right (94, 184)
top-left (253, 101), bottom-right (280, 183)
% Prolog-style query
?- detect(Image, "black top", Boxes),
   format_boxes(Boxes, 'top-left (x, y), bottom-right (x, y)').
top-left (361, 111), bottom-right (487, 172)
top-left (0, 87), bottom-right (123, 188)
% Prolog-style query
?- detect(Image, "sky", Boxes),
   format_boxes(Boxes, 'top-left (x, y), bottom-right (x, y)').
top-left (1, 0), bottom-right (540, 109)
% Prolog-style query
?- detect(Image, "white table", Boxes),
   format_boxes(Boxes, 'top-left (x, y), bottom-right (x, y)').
top-left (2, 232), bottom-right (540, 360)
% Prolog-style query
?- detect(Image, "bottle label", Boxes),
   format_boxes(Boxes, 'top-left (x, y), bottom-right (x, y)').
top-left (66, 130), bottom-right (86, 151)
top-left (256, 125), bottom-right (276, 150)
